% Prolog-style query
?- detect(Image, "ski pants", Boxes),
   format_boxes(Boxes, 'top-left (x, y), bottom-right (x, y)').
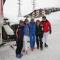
top-left (36, 35), bottom-right (43, 48)
top-left (30, 33), bottom-right (35, 48)
top-left (23, 35), bottom-right (29, 51)
top-left (16, 37), bottom-right (23, 55)
top-left (42, 32), bottom-right (49, 46)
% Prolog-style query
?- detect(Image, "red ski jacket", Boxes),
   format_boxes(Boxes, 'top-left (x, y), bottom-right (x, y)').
top-left (41, 20), bottom-right (51, 32)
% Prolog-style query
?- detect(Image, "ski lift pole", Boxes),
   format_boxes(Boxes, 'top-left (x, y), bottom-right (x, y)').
top-left (18, 0), bottom-right (21, 17)
top-left (33, 0), bottom-right (35, 11)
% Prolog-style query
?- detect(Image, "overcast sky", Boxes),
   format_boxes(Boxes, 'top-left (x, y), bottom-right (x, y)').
top-left (3, 0), bottom-right (60, 21)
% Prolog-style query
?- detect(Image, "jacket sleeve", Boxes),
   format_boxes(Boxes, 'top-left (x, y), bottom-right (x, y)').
top-left (48, 21), bottom-right (52, 33)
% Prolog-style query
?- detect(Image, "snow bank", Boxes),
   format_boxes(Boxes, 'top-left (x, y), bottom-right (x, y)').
top-left (3, 25), bottom-right (14, 35)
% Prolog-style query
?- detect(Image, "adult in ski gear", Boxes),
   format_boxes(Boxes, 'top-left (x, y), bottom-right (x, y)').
top-left (16, 20), bottom-right (24, 58)
top-left (23, 19), bottom-right (29, 54)
top-left (29, 19), bottom-right (36, 51)
top-left (41, 16), bottom-right (52, 47)
top-left (36, 20), bottom-right (44, 50)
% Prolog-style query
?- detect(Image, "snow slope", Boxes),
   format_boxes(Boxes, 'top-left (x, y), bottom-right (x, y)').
top-left (0, 11), bottom-right (60, 60)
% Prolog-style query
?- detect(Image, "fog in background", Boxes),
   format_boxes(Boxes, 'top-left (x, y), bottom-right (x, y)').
top-left (3, 0), bottom-right (60, 23)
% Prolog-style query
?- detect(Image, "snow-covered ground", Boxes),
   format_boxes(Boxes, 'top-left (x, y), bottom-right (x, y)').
top-left (0, 11), bottom-right (60, 60)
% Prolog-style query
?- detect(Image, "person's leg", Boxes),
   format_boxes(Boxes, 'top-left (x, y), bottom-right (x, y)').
top-left (39, 37), bottom-right (43, 50)
top-left (44, 32), bottom-right (48, 47)
top-left (16, 33), bottom-right (23, 58)
top-left (18, 41), bottom-right (23, 58)
top-left (26, 36), bottom-right (29, 54)
top-left (16, 38), bottom-right (20, 56)
top-left (23, 35), bottom-right (26, 52)
top-left (36, 35), bottom-right (39, 49)
top-left (16, 46), bottom-right (19, 56)
top-left (43, 32), bottom-right (48, 47)
top-left (16, 43), bottom-right (22, 58)
top-left (16, 37), bottom-right (22, 55)
top-left (24, 36), bottom-right (28, 54)
top-left (30, 33), bottom-right (33, 49)
top-left (18, 36), bottom-right (23, 58)
top-left (33, 34), bottom-right (35, 49)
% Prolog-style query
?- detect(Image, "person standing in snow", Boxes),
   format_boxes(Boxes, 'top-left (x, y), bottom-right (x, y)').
top-left (29, 18), bottom-right (36, 51)
top-left (36, 20), bottom-right (44, 50)
top-left (41, 16), bottom-right (52, 47)
top-left (16, 20), bottom-right (24, 58)
top-left (23, 19), bottom-right (29, 54)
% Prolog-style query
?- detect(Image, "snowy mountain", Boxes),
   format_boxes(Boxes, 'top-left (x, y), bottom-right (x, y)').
top-left (24, 8), bottom-right (60, 18)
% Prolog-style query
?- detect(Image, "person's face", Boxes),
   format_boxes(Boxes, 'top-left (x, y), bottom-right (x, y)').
top-left (19, 21), bottom-right (24, 26)
top-left (37, 21), bottom-right (40, 26)
top-left (42, 18), bottom-right (46, 21)
top-left (26, 20), bottom-right (29, 24)
top-left (31, 19), bottom-right (34, 22)
top-left (24, 20), bottom-right (28, 25)
top-left (26, 21), bottom-right (28, 24)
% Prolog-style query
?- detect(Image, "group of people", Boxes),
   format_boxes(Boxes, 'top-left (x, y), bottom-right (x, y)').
top-left (16, 16), bottom-right (52, 58)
